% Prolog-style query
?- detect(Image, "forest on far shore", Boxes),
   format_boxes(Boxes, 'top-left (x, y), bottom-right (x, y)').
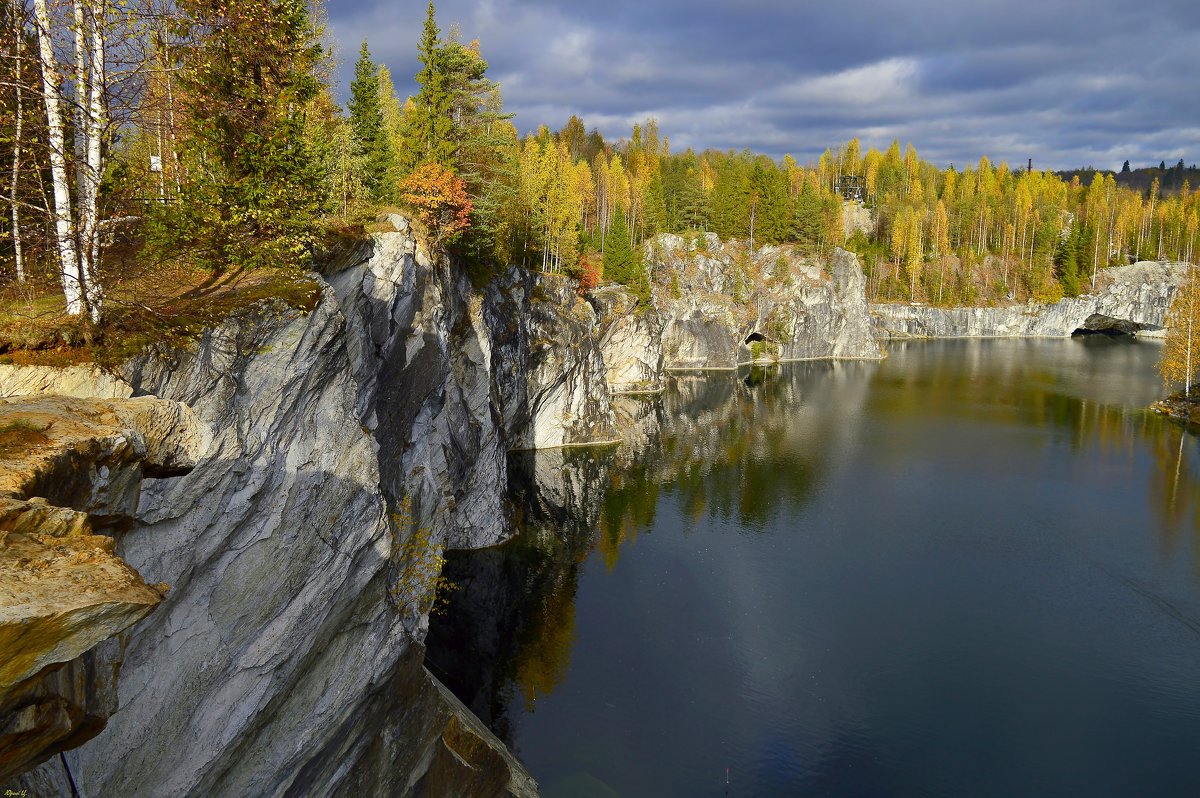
top-left (1, 0), bottom-right (1198, 369)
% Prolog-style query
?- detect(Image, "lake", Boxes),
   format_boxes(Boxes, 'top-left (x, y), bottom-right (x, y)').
top-left (425, 337), bottom-right (1200, 797)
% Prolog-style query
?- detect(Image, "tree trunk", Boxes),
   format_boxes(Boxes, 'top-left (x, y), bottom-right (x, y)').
top-left (34, 0), bottom-right (85, 314)
top-left (77, 0), bottom-right (106, 321)
top-left (748, 197), bottom-right (756, 253)
top-left (10, 0), bottom-right (26, 284)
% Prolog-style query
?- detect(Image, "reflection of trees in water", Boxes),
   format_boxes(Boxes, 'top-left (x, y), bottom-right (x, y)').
top-left (606, 362), bottom-right (870, 538)
top-left (427, 349), bottom-right (1199, 749)
top-left (425, 448), bottom-right (612, 745)
top-left (1148, 424), bottom-right (1200, 559)
top-left (1037, 393), bottom-right (1200, 544)
top-left (426, 363), bottom-right (874, 744)
top-left (874, 344), bottom-right (1200, 553)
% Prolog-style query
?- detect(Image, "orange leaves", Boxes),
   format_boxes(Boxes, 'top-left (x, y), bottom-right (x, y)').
top-left (398, 161), bottom-right (472, 246)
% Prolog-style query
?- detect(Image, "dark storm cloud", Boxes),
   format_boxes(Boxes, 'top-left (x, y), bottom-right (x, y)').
top-left (328, 0), bottom-right (1200, 170)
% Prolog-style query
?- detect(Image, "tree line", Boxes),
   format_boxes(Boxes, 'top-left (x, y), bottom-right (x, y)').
top-left (1, 0), bottom-right (1199, 334)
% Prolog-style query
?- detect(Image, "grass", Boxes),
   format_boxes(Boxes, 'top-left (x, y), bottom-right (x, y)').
top-left (0, 419), bottom-right (51, 459)
top-left (0, 225), bottom-right (323, 368)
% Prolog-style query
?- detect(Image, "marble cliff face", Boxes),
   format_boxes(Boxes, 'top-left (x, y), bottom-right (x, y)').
top-left (871, 261), bottom-right (1185, 339)
top-left (1, 217), bottom-right (1021, 796)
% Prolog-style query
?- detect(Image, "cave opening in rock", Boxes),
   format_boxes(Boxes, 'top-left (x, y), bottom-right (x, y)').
top-left (1070, 313), bottom-right (1156, 337)
top-left (745, 332), bottom-right (765, 344)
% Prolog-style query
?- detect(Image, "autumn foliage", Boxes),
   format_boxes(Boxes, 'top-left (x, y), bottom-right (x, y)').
top-left (398, 162), bottom-right (473, 246)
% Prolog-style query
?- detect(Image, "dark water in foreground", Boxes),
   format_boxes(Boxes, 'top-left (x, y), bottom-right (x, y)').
top-left (426, 338), bottom-right (1200, 797)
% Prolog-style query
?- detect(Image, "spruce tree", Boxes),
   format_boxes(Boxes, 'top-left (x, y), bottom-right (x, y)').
top-left (710, 159), bottom-right (751, 241)
top-left (750, 158), bottom-right (788, 245)
top-left (791, 184), bottom-right (824, 246)
top-left (401, 2), bottom-right (455, 171)
top-left (161, 0), bottom-right (326, 270)
top-left (348, 40), bottom-right (395, 201)
top-left (642, 170), bottom-right (667, 239)
top-left (1055, 223), bottom-right (1082, 296)
top-left (603, 207), bottom-right (648, 301)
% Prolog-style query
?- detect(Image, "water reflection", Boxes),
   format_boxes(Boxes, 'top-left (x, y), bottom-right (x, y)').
top-left (424, 447), bottom-right (611, 742)
top-left (426, 338), bottom-right (1200, 795)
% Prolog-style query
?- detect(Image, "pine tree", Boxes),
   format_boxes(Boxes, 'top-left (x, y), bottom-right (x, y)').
top-left (348, 40), bottom-right (395, 200)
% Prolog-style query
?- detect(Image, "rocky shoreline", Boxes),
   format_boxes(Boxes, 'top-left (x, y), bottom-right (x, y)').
top-left (1152, 391), bottom-right (1200, 428)
top-left (871, 261), bottom-right (1185, 339)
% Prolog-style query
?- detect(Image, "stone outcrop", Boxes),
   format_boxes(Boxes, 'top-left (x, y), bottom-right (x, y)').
top-left (0, 395), bottom-right (204, 782)
top-left (324, 218), bottom-right (509, 551)
top-left (648, 236), bottom-right (885, 368)
top-left (1152, 391), bottom-right (1200, 428)
top-left (0, 219), bottom-right (574, 796)
top-left (589, 286), bottom-right (665, 393)
top-left (772, 248), bottom-right (885, 360)
top-left (872, 261), bottom-right (1186, 338)
top-left (842, 201), bottom-right (875, 239)
top-left (485, 267), bottom-right (616, 449)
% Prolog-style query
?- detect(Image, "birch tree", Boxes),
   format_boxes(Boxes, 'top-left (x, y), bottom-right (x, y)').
top-left (33, 0), bottom-right (86, 316)
top-left (1160, 264), bottom-right (1200, 397)
top-left (7, 0), bottom-right (26, 283)
top-left (28, 0), bottom-right (107, 320)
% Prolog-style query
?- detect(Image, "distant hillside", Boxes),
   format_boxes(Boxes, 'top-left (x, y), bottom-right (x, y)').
top-left (1056, 160), bottom-right (1199, 196)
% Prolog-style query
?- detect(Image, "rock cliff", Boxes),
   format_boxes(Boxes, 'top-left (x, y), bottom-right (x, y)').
top-left (1, 217), bottom-right (890, 795)
top-left (485, 268), bottom-right (617, 449)
top-left (871, 261), bottom-right (1186, 338)
top-left (0, 219), bottom-right (582, 796)
top-left (0, 395), bottom-right (203, 782)
top-left (647, 235), bottom-right (885, 367)
top-left (589, 286), bottom-right (666, 394)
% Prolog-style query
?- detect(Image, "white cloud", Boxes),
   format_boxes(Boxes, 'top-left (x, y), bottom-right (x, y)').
top-left (775, 58), bottom-right (920, 106)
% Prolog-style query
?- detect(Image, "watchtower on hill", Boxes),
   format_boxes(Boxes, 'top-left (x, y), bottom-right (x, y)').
top-left (835, 174), bottom-right (865, 202)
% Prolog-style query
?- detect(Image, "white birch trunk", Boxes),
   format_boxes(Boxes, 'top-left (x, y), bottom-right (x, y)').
top-left (34, 0), bottom-right (84, 314)
top-left (81, 0), bottom-right (105, 319)
top-left (70, 0), bottom-right (104, 321)
top-left (10, 0), bottom-right (26, 283)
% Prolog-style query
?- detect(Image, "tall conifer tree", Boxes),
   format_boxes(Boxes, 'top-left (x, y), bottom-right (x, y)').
top-left (602, 206), bottom-right (647, 301)
top-left (162, 0), bottom-right (326, 270)
top-left (348, 40), bottom-right (395, 200)
top-left (401, 2), bottom-right (454, 170)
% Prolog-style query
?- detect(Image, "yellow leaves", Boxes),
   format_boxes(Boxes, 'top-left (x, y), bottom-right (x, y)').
top-left (1160, 268), bottom-right (1200, 391)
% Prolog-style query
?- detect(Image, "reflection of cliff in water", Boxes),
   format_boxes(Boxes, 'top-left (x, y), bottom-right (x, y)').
top-left (424, 447), bottom-right (612, 746)
top-left (425, 361), bottom-right (879, 745)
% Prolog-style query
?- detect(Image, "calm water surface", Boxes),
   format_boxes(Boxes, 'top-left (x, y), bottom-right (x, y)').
top-left (426, 338), bottom-right (1200, 797)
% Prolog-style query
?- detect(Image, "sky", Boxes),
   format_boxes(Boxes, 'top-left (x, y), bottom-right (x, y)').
top-left (327, 0), bottom-right (1200, 172)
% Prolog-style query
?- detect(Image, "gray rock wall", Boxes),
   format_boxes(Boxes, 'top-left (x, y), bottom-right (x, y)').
top-left (590, 286), bottom-right (666, 393)
top-left (648, 240), bottom-right (884, 367)
top-left (872, 261), bottom-right (1186, 339)
top-left (485, 267), bottom-right (617, 449)
top-left (324, 221), bottom-right (508, 550)
top-left (775, 248), bottom-right (884, 360)
top-left (3, 224), bottom-right (556, 796)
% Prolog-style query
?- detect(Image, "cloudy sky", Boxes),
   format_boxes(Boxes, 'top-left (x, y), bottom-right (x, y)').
top-left (328, 0), bottom-right (1200, 171)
